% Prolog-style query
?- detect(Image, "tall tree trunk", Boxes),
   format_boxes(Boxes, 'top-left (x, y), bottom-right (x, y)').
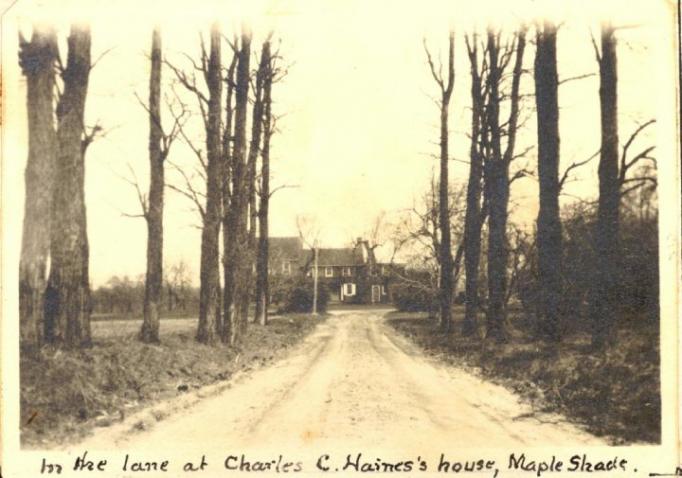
top-left (18, 26), bottom-right (58, 349)
top-left (141, 28), bottom-right (163, 343)
top-left (437, 32), bottom-right (455, 333)
top-left (534, 22), bottom-right (563, 342)
top-left (462, 36), bottom-right (484, 337)
top-left (239, 40), bottom-right (267, 333)
top-left (196, 24), bottom-right (223, 345)
top-left (485, 28), bottom-right (525, 342)
top-left (44, 25), bottom-right (92, 348)
top-left (591, 24), bottom-right (620, 348)
top-left (223, 30), bottom-right (251, 345)
top-left (255, 41), bottom-right (273, 326)
top-left (222, 46), bottom-right (237, 335)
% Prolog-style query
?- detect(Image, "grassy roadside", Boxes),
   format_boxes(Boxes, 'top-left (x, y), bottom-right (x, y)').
top-left (386, 309), bottom-right (660, 445)
top-left (21, 314), bottom-right (324, 448)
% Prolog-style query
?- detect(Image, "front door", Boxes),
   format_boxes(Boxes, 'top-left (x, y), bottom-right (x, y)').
top-left (371, 285), bottom-right (381, 303)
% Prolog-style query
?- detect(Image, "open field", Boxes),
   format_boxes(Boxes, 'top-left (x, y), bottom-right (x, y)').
top-left (21, 314), bottom-right (325, 447)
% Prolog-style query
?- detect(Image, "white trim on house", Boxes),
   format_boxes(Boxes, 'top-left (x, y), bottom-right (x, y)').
top-left (371, 284), bottom-right (381, 303)
top-left (341, 282), bottom-right (356, 298)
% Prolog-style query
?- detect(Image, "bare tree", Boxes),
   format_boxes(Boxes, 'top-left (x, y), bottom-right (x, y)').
top-left (483, 27), bottom-right (526, 342)
top-left (135, 28), bottom-right (183, 343)
top-left (165, 27), bottom-right (224, 343)
top-left (18, 25), bottom-right (58, 349)
top-left (223, 27), bottom-right (251, 345)
top-left (424, 31), bottom-right (455, 333)
top-left (238, 38), bottom-right (269, 329)
top-left (462, 33), bottom-right (487, 337)
top-left (44, 25), bottom-right (92, 348)
top-left (534, 21), bottom-right (562, 342)
top-left (255, 39), bottom-right (274, 326)
top-left (195, 24), bottom-right (224, 344)
top-left (296, 215), bottom-right (321, 315)
top-left (589, 23), bottom-right (619, 348)
top-left (219, 42), bottom-right (239, 331)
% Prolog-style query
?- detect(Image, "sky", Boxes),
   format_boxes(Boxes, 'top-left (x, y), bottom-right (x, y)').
top-left (1, 0), bottom-right (674, 287)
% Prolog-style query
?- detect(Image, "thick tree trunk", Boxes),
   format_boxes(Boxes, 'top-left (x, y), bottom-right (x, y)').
top-left (485, 162), bottom-right (510, 341)
top-left (437, 32), bottom-right (455, 334)
top-left (18, 26), bottom-right (58, 349)
top-left (221, 48), bottom-right (237, 338)
top-left (484, 29), bottom-right (525, 342)
top-left (462, 38), bottom-right (484, 337)
top-left (255, 41), bottom-right (273, 326)
top-left (534, 23), bottom-right (563, 342)
top-left (141, 28), bottom-right (163, 343)
top-left (196, 25), bottom-right (223, 345)
top-left (484, 32), bottom-right (506, 342)
top-left (223, 31), bottom-right (251, 345)
top-left (591, 24), bottom-right (620, 348)
top-left (44, 26), bottom-right (92, 348)
top-left (239, 41), bottom-right (267, 333)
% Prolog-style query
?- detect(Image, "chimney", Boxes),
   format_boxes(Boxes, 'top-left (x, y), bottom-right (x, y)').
top-left (356, 237), bottom-right (369, 263)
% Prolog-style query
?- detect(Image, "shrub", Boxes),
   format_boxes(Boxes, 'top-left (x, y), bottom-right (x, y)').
top-left (391, 270), bottom-right (438, 312)
top-left (280, 277), bottom-right (330, 314)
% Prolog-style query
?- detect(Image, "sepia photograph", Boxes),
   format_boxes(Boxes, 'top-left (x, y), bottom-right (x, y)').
top-left (1, 0), bottom-right (680, 476)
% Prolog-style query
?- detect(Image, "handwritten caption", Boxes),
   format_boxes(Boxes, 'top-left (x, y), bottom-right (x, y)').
top-left (36, 451), bottom-right (659, 476)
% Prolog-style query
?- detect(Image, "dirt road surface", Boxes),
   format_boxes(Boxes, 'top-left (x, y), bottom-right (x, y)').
top-left (78, 309), bottom-right (604, 455)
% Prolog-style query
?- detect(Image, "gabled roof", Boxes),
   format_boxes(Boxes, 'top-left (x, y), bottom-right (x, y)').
top-left (269, 237), bottom-right (304, 262)
top-left (315, 247), bottom-right (363, 266)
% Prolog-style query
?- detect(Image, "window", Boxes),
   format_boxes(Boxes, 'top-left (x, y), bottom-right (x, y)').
top-left (342, 267), bottom-right (352, 277)
top-left (282, 261), bottom-right (292, 275)
top-left (381, 285), bottom-right (387, 295)
top-left (325, 267), bottom-right (333, 277)
top-left (343, 283), bottom-right (356, 296)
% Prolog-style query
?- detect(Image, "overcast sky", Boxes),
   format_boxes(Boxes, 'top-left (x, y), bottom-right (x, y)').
top-left (2, 0), bottom-right (672, 286)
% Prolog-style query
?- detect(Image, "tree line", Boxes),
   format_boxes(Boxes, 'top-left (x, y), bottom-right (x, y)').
top-left (18, 22), bottom-right (285, 349)
top-left (409, 21), bottom-right (656, 347)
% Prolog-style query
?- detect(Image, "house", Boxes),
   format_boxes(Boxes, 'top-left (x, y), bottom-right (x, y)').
top-left (265, 236), bottom-right (397, 304)
top-left (267, 237), bottom-right (307, 276)
top-left (304, 239), bottom-right (395, 304)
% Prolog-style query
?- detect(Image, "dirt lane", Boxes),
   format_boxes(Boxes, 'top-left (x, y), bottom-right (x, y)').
top-left (78, 310), bottom-right (604, 453)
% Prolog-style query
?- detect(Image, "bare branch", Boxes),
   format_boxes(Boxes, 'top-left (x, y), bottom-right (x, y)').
top-left (423, 38), bottom-right (444, 91)
top-left (268, 183), bottom-right (299, 199)
top-left (558, 72), bottom-right (596, 85)
top-left (119, 163), bottom-right (149, 218)
top-left (164, 58), bottom-right (209, 105)
top-left (559, 149), bottom-right (600, 190)
top-left (589, 30), bottom-right (601, 62)
top-left (91, 46), bottom-right (116, 71)
top-left (167, 160), bottom-right (206, 219)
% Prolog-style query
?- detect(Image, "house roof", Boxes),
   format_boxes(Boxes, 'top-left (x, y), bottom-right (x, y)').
top-left (314, 247), bottom-right (363, 266)
top-left (269, 237), bottom-right (304, 262)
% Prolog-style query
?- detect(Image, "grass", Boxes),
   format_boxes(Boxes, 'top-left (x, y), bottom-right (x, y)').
top-left (20, 313), bottom-right (324, 448)
top-left (386, 307), bottom-right (660, 445)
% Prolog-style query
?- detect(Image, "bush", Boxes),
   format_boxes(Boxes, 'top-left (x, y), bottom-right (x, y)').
top-left (280, 277), bottom-right (330, 314)
top-left (391, 270), bottom-right (438, 312)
